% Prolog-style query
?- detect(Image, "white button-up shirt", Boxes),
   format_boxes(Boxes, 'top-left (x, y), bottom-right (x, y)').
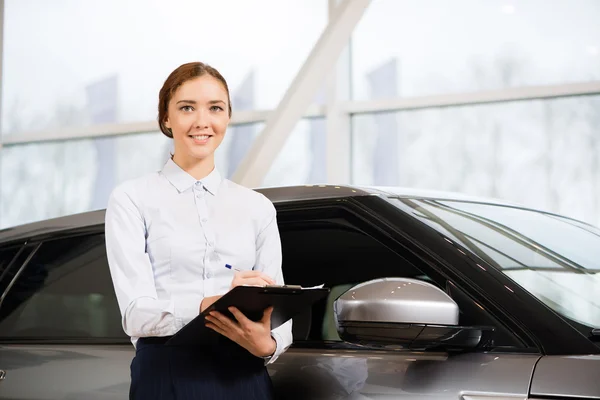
top-left (105, 158), bottom-right (292, 363)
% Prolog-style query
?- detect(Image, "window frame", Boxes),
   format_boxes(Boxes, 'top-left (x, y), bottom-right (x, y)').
top-left (0, 242), bottom-right (30, 294)
top-left (0, 243), bottom-right (41, 317)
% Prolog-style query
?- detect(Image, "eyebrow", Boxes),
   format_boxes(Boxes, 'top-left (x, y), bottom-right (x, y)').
top-left (176, 99), bottom-right (227, 105)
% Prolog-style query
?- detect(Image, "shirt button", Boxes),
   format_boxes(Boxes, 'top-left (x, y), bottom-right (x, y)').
top-left (206, 271), bottom-right (213, 278)
top-left (201, 218), bottom-right (208, 223)
top-left (195, 181), bottom-right (202, 186)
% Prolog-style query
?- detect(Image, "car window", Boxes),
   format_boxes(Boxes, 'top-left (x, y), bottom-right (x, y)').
top-left (279, 215), bottom-right (524, 349)
top-left (394, 198), bottom-right (600, 331)
top-left (0, 234), bottom-right (127, 341)
top-left (279, 219), bottom-right (438, 342)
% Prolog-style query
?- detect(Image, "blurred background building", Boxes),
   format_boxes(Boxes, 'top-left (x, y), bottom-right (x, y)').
top-left (1, 0), bottom-right (599, 229)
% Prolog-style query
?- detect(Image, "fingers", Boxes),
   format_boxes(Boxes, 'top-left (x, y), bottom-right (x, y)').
top-left (205, 322), bottom-right (225, 336)
top-left (206, 312), bottom-right (244, 340)
top-left (264, 275), bottom-right (276, 285)
top-left (232, 276), bottom-right (273, 288)
top-left (206, 308), bottom-right (275, 358)
top-left (228, 307), bottom-right (251, 325)
top-left (239, 277), bottom-right (272, 287)
top-left (236, 271), bottom-right (276, 285)
top-left (205, 312), bottom-right (229, 331)
top-left (211, 307), bottom-right (270, 331)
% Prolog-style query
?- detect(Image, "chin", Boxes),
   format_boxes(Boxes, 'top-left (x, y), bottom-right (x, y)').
top-left (188, 148), bottom-right (215, 160)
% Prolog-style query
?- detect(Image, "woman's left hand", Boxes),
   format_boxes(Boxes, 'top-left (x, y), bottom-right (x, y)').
top-left (205, 306), bottom-right (277, 358)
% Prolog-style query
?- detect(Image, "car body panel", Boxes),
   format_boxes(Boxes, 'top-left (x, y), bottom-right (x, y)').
top-left (0, 345), bottom-right (132, 400)
top-left (271, 349), bottom-right (540, 399)
top-left (529, 355), bottom-right (600, 398)
top-left (0, 344), bottom-right (540, 400)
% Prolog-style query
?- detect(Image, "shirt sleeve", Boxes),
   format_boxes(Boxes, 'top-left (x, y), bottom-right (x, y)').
top-left (105, 184), bottom-right (202, 338)
top-left (253, 196), bottom-right (293, 364)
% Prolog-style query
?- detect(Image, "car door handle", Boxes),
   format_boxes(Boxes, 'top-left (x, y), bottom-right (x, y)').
top-left (0, 369), bottom-right (6, 381)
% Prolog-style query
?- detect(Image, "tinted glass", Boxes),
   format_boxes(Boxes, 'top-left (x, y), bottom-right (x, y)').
top-left (0, 234), bottom-right (126, 341)
top-left (280, 220), bottom-right (428, 341)
top-left (394, 198), bottom-right (600, 329)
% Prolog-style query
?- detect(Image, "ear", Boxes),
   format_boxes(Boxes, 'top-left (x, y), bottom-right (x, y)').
top-left (164, 116), bottom-right (171, 129)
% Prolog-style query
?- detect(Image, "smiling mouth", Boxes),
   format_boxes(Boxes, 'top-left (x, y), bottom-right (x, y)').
top-left (189, 134), bottom-right (212, 140)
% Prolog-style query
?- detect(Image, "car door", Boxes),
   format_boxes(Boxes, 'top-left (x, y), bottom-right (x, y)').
top-left (268, 199), bottom-right (541, 400)
top-left (0, 233), bottom-right (132, 400)
top-left (528, 355), bottom-right (600, 398)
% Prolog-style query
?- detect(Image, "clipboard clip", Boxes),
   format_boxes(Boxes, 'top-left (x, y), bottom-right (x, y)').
top-left (265, 284), bottom-right (303, 289)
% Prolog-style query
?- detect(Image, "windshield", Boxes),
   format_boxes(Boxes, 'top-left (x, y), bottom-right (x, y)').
top-left (391, 198), bottom-right (600, 329)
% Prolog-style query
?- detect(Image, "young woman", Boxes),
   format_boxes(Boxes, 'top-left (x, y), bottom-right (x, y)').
top-left (105, 62), bottom-right (292, 399)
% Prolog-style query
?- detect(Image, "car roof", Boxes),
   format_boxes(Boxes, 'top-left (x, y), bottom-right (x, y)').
top-left (0, 184), bottom-right (517, 244)
top-left (259, 184), bottom-right (518, 205)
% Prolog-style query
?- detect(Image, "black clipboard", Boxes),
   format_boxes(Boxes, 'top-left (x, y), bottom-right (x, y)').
top-left (166, 285), bottom-right (330, 346)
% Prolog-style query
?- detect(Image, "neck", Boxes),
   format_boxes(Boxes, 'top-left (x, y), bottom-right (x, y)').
top-left (172, 154), bottom-right (215, 180)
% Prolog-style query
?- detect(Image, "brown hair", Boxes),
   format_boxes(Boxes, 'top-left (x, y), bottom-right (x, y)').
top-left (158, 62), bottom-right (232, 138)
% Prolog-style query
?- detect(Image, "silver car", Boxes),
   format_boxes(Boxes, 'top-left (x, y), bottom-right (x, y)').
top-left (1, 186), bottom-right (599, 399)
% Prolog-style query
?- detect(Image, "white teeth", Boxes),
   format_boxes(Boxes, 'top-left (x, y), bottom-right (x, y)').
top-left (191, 135), bottom-right (210, 140)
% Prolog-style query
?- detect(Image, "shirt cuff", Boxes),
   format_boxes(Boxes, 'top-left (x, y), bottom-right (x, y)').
top-left (172, 294), bottom-right (203, 330)
top-left (263, 331), bottom-right (285, 365)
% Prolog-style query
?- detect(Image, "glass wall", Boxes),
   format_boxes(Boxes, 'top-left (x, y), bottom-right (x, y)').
top-left (2, 0), bottom-right (327, 135)
top-left (0, 118), bottom-right (326, 228)
top-left (0, 132), bottom-right (170, 228)
top-left (352, 95), bottom-right (600, 227)
top-left (351, 0), bottom-right (600, 100)
top-left (1, 0), bottom-right (600, 231)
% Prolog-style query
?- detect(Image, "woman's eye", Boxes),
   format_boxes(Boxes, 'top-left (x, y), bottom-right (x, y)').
top-left (210, 105), bottom-right (224, 112)
top-left (180, 105), bottom-right (194, 112)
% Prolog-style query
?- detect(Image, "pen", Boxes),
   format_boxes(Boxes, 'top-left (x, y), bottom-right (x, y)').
top-left (225, 264), bottom-right (241, 272)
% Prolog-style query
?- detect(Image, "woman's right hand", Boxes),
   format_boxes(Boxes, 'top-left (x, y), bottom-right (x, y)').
top-left (231, 270), bottom-right (275, 289)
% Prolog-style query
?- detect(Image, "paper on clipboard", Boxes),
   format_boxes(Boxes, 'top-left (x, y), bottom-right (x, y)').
top-left (262, 283), bottom-right (325, 290)
top-left (302, 284), bottom-right (325, 289)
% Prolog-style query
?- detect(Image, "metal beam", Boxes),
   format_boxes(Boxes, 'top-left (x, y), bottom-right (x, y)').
top-left (231, 0), bottom-right (371, 187)
top-left (325, 63), bottom-right (352, 184)
top-left (0, 0), bottom-right (4, 137)
top-left (325, 0), bottom-right (352, 184)
top-left (0, 0), bottom-right (5, 228)
top-left (2, 120), bottom-right (159, 145)
top-left (342, 81), bottom-right (600, 115)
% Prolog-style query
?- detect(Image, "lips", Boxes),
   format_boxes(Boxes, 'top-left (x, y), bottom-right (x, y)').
top-left (190, 134), bottom-right (211, 140)
top-left (189, 134), bottom-right (213, 144)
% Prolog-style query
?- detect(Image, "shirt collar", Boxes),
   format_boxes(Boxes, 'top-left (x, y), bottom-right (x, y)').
top-left (161, 158), bottom-right (222, 195)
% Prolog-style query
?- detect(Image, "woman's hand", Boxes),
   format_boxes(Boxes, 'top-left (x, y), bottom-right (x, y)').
top-left (205, 306), bottom-right (277, 358)
top-left (231, 270), bottom-right (275, 289)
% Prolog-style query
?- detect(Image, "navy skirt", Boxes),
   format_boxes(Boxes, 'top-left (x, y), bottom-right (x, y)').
top-left (130, 336), bottom-right (274, 399)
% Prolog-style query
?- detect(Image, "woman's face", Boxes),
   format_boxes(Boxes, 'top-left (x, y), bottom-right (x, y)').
top-left (165, 75), bottom-right (230, 163)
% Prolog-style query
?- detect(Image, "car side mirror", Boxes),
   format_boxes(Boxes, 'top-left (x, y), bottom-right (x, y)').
top-left (333, 278), bottom-right (493, 351)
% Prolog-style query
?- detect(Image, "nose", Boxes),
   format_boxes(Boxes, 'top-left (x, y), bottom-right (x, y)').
top-left (194, 109), bottom-right (209, 129)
